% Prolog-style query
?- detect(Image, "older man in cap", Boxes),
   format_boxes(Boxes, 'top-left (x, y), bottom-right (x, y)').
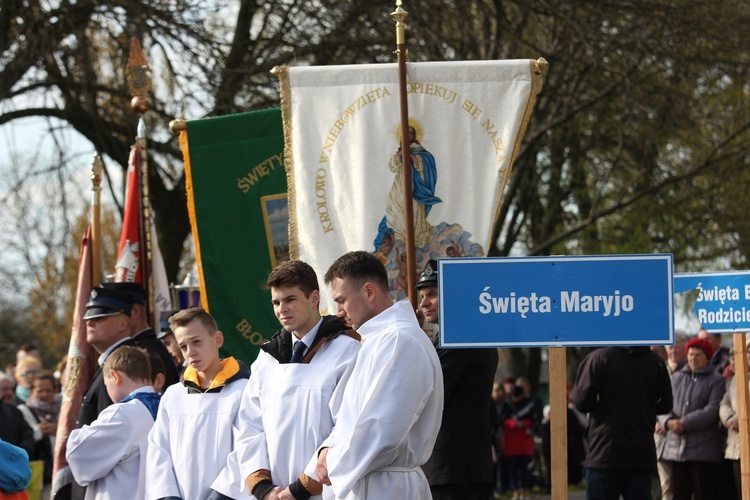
top-left (76, 286), bottom-right (136, 428)
top-left (67, 287), bottom-right (137, 499)
top-left (417, 259), bottom-right (499, 500)
top-left (102, 282), bottom-right (179, 388)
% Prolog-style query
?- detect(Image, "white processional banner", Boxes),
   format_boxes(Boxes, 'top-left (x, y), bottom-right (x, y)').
top-left (279, 59), bottom-right (545, 311)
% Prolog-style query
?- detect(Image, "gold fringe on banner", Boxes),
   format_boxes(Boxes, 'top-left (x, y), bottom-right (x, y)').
top-left (178, 129), bottom-right (210, 311)
top-left (274, 65), bottom-right (300, 261)
top-left (490, 57), bottom-right (548, 240)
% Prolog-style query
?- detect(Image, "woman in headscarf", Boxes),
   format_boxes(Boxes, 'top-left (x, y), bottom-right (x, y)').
top-left (658, 337), bottom-right (726, 500)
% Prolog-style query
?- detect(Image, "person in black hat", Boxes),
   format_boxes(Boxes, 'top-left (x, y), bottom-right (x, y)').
top-left (417, 259), bottom-right (499, 500)
top-left (102, 282), bottom-right (179, 389)
top-left (63, 286), bottom-right (139, 500)
top-left (156, 310), bottom-right (185, 376)
top-left (80, 286), bottom-right (135, 414)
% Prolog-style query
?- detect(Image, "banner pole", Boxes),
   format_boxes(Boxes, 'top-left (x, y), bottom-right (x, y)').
top-left (128, 36), bottom-right (154, 325)
top-left (91, 155), bottom-right (103, 285)
top-left (137, 118), bottom-right (154, 325)
top-left (391, 1), bottom-right (417, 308)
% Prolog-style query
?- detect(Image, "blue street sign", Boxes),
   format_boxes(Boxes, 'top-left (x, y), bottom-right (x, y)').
top-left (438, 254), bottom-right (674, 348)
top-left (674, 271), bottom-right (750, 333)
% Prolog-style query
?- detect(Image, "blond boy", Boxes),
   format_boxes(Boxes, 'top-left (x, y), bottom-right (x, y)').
top-left (66, 346), bottom-right (160, 500)
top-left (146, 307), bottom-right (250, 500)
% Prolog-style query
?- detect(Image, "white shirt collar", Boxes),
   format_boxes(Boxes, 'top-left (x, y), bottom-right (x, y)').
top-left (98, 337), bottom-right (132, 367)
top-left (292, 316), bottom-right (324, 352)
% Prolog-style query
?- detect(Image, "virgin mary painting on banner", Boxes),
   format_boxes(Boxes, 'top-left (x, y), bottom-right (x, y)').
top-left (279, 59), bottom-right (545, 308)
top-left (374, 119), bottom-right (485, 295)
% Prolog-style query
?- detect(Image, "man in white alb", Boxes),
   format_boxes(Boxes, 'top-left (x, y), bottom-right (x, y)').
top-left (315, 250), bottom-right (444, 499)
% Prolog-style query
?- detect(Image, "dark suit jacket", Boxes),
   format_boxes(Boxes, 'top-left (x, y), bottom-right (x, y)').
top-left (422, 345), bottom-right (499, 486)
top-left (76, 338), bottom-right (136, 429)
top-left (132, 328), bottom-right (180, 388)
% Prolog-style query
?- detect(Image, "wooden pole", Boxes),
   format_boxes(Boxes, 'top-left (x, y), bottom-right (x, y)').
top-left (549, 347), bottom-right (569, 499)
top-left (734, 333), bottom-right (750, 500)
top-left (391, 1), bottom-right (417, 308)
top-left (90, 155), bottom-right (103, 286)
top-left (128, 36), bottom-right (154, 326)
top-left (137, 118), bottom-right (154, 326)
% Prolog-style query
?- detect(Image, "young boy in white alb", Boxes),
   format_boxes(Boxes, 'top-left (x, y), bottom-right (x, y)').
top-left (146, 307), bottom-right (250, 500)
top-left (66, 346), bottom-right (161, 500)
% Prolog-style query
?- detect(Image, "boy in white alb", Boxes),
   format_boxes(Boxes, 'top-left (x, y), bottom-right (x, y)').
top-left (146, 307), bottom-right (250, 500)
top-left (213, 260), bottom-right (360, 500)
top-left (66, 346), bottom-right (161, 500)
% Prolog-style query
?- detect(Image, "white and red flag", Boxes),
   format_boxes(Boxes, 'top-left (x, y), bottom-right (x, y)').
top-left (114, 142), bottom-right (171, 326)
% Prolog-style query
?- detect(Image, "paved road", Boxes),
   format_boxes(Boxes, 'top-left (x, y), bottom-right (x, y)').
top-left (492, 487), bottom-right (587, 499)
top-left (530, 489), bottom-right (586, 499)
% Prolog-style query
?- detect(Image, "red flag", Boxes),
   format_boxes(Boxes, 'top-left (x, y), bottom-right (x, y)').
top-left (52, 227), bottom-right (97, 494)
top-left (114, 143), bottom-right (145, 284)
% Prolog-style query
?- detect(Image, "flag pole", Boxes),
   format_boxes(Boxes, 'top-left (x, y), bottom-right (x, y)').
top-left (137, 117), bottom-right (154, 325)
top-left (52, 163), bottom-right (100, 496)
top-left (91, 155), bottom-right (103, 285)
top-left (128, 36), bottom-right (154, 325)
top-left (391, 1), bottom-right (418, 308)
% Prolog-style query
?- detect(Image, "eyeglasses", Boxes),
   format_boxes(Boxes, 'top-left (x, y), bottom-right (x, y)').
top-left (20, 370), bottom-right (39, 377)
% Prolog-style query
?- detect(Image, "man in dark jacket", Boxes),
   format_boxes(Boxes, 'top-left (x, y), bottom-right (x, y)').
top-left (417, 259), bottom-right (499, 500)
top-left (76, 287), bottom-right (136, 427)
top-left (572, 346), bottom-right (673, 500)
top-left (68, 286), bottom-right (136, 500)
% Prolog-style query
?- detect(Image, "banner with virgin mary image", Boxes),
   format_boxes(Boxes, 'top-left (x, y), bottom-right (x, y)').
top-left (278, 59), bottom-right (545, 311)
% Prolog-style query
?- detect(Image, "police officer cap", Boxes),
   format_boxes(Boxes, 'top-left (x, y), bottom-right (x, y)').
top-left (102, 282), bottom-right (146, 305)
top-left (83, 286), bottom-right (134, 320)
top-left (157, 309), bottom-right (179, 340)
top-left (416, 259), bottom-right (438, 290)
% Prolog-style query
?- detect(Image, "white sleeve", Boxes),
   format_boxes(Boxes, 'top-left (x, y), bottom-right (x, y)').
top-left (326, 334), bottom-right (436, 496)
top-left (304, 339), bottom-right (360, 478)
top-left (145, 389), bottom-right (181, 498)
top-left (233, 359), bottom-right (271, 494)
top-left (65, 405), bottom-right (135, 485)
top-left (211, 380), bottom-right (253, 499)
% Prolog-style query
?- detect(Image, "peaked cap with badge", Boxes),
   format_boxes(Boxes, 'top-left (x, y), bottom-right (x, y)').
top-left (83, 286), bottom-right (134, 319)
top-left (416, 259), bottom-right (439, 290)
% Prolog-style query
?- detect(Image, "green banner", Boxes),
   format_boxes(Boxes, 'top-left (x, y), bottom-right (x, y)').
top-left (184, 108), bottom-right (287, 365)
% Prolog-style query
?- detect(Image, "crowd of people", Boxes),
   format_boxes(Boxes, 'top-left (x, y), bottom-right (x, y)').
top-left (2, 252), bottom-right (749, 500)
top-left (1, 343), bottom-right (63, 499)
top-left (568, 327), bottom-right (747, 500)
top-left (1, 253), bottom-right (495, 500)
top-left (649, 328), bottom-right (746, 500)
